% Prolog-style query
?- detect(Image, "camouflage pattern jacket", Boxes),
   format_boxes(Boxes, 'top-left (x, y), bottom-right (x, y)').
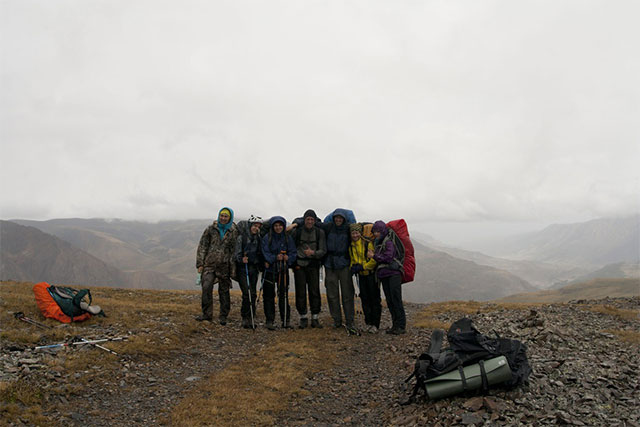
top-left (196, 221), bottom-right (239, 276)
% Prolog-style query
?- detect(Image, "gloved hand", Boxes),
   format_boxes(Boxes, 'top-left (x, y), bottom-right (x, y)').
top-left (350, 264), bottom-right (364, 274)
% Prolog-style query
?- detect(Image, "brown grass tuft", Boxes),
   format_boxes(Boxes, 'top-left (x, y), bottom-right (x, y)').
top-left (605, 329), bottom-right (640, 344)
top-left (0, 380), bottom-right (51, 425)
top-left (585, 305), bottom-right (639, 321)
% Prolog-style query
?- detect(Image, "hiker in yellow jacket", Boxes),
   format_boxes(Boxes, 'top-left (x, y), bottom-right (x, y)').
top-left (348, 223), bottom-right (380, 333)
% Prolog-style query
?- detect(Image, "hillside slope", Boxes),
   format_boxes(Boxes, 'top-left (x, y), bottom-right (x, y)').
top-left (13, 218), bottom-right (541, 299)
top-left (1, 281), bottom-right (637, 426)
top-left (550, 262), bottom-right (640, 289)
top-left (0, 221), bottom-right (178, 289)
top-left (497, 278), bottom-right (640, 303)
top-left (404, 242), bottom-right (538, 302)
top-left (491, 215), bottom-right (639, 267)
top-left (13, 218), bottom-right (208, 288)
top-left (428, 244), bottom-right (588, 289)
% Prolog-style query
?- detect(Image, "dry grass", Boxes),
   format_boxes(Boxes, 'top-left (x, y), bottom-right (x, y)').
top-left (169, 331), bottom-right (341, 426)
top-left (585, 304), bottom-right (639, 321)
top-left (412, 300), bottom-right (537, 330)
top-left (0, 380), bottom-right (50, 425)
top-left (0, 280), bottom-right (206, 422)
top-left (2, 281), bottom-right (344, 425)
top-left (605, 329), bottom-right (640, 344)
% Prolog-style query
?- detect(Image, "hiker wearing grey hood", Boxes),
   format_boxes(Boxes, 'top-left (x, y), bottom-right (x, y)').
top-left (320, 209), bottom-right (357, 334)
top-left (196, 207), bottom-right (239, 325)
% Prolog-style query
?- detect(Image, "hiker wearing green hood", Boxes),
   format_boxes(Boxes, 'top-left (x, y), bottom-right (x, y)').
top-left (196, 207), bottom-right (239, 325)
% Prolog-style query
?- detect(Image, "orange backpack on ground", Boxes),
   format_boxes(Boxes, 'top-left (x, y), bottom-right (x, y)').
top-left (33, 282), bottom-right (93, 323)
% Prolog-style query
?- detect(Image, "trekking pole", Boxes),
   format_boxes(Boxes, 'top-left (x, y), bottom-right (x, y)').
top-left (14, 312), bottom-right (52, 330)
top-left (80, 337), bottom-right (119, 355)
top-left (35, 337), bottom-right (128, 350)
top-left (278, 258), bottom-right (284, 328)
top-left (245, 262), bottom-right (256, 330)
top-left (280, 254), bottom-right (288, 329)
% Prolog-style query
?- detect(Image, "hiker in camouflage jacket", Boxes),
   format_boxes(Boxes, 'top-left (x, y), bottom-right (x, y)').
top-left (196, 207), bottom-right (239, 325)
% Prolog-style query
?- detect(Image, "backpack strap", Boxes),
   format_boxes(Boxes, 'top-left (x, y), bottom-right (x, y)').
top-left (377, 230), bottom-right (405, 274)
top-left (51, 286), bottom-right (74, 299)
top-left (478, 360), bottom-right (489, 393)
top-left (458, 365), bottom-right (468, 391)
top-left (242, 233), bottom-right (248, 255)
top-left (427, 329), bottom-right (444, 360)
top-left (72, 289), bottom-right (91, 310)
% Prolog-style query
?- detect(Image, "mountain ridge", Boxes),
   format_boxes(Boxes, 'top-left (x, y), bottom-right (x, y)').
top-left (0, 221), bottom-right (179, 289)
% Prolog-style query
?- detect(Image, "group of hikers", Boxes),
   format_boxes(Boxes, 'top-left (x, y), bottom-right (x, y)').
top-left (195, 207), bottom-right (407, 335)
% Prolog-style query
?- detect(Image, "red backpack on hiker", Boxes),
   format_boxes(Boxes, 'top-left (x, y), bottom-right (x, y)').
top-left (386, 219), bottom-right (416, 284)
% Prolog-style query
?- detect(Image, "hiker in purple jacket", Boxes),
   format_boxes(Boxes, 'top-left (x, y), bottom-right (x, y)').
top-left (369, 220), bottom-right (406, 335)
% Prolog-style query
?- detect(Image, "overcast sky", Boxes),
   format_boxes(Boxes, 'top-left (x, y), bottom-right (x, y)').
top-left (1, 1), bottom-right (638, 245)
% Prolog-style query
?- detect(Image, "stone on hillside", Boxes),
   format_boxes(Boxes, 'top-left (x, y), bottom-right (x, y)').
top-left (461, 413), bottom-right (483, 425)
top-left (482, 397), bottom-right (500, 413)
top-left (462, 397), bottom-right (484, 411)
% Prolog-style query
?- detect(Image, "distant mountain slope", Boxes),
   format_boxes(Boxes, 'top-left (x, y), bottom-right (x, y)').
top-left (11, 218), bottom-right (541, 298)
top-left (490, 216), bottom-right (639, 267)
top-left (496, 278), bottom-right (640, 303)
top-left (0, 221), bottom-right (179, 289)
top-left (550, 262), bottom-right (640, 290)
top-left (404, 242), bottom-right (538, 303)
top-left (427, 244), bottom-right (589, 289)
top-left (13, 218), bottom-right (209, 287)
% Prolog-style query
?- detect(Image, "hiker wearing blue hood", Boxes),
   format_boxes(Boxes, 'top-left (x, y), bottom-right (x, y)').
top-left (261, 216), bottom-right (297, 330)
top-left (370, 220), bottom-right (406, 335)
top-left (196, 207), bottom-right (239, 325)
top-left (320, 208), bottom-right (357, 335)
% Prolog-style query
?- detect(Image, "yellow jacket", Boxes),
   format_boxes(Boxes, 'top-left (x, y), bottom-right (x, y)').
top-left (349, 238), bottom-right (377, 275)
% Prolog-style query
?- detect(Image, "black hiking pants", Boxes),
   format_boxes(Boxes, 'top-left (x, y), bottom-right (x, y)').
top-left (358, 273), bottom-right (381, 328)
top-left (381, 273), bottom-right (405, 330)
top-left (294, 265), bottom-right (321, 316)
top-left (237, 263), bottom-right (258, 321)
top-left (263, 269), bottom-right (291, 324)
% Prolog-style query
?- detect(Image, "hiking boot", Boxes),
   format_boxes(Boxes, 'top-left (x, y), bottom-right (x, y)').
top-left (298, 318), bottom-right (308, 329)
top-left (346, 326), bottom-right (359, 336)
top-left (266, 321), bottom-right (276, 330)
top-left (282, 321), bottom-right (293, 329)
top-left (333, 321), bottom-right (343, 329)
top-left (241, 318), bottom-right (250, 329)
top-left (389, 328), bottom-right (406, 335)
top-left (311, 318), bottom-right (322, 328)
top-left (195, 315), bottom-right (212, 322)
top-left (219, 317), bottom-right (227, 326)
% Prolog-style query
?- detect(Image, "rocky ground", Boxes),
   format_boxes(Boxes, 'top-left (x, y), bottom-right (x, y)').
top-left (2, 296), bottom-right (639, 426)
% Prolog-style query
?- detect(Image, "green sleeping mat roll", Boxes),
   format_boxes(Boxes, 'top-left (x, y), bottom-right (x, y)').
top-left (425, 356), bottom-right (512, 399)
